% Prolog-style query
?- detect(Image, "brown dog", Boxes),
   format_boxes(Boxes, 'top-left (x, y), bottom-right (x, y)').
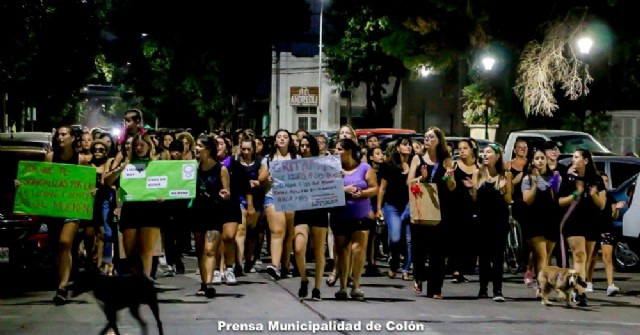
top-left (537, 266), bottom-right (584, 308)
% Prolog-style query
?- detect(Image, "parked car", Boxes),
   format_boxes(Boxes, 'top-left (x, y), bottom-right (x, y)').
top-left (503, 129), bottom-right (612, 163)
top-left (610, 173), bottom-right (640, 271)
top-left (0, 132), bottom-right (54, 273)
top-left (559, 155), bottom-right (640, 189)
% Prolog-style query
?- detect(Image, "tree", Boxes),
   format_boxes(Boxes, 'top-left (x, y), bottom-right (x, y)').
top-left (324, 0), bottom-right (408, 127)
top-left (0, 0), bottom-right (107, 129)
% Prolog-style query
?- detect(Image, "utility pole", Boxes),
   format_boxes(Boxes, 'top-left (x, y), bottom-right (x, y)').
top-left (2, 93), bottom-right (7, 133)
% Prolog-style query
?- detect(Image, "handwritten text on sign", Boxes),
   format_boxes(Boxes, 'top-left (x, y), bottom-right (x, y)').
top-left (270, 156), bottom-right (345, 212)
top-left (14, 161), bottom-right (96, 219)
top-left (119, 160), bottom-right (197, 202)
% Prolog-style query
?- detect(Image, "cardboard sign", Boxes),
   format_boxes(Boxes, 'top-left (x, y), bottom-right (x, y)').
top-left (270, 155), bottom-right (345, 212)
top-left (14, 161), bottom-right (96, 219)
top-left (119, 160), bottom-right (197, 202)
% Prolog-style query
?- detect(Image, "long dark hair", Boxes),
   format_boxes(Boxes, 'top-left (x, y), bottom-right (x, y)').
top-left (300, 134), bottom-right (320, 157)
top-left (385, 137), bottom-right (414, 168)
top-left (337, 138), bottom-right (360, 162)
top-left (575, 148), bottom-right (598, 180)
top-left (268, 129), bottom-right (297, 159)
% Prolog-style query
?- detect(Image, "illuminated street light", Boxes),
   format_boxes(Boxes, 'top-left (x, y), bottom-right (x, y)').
top-left (482, 56), bottom-right (496, 71)
top-left (420, 66), bottom-right (432, 77)
top-left (577, 36), bottom-right (593, 54)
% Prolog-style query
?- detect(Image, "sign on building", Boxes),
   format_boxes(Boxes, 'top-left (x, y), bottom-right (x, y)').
top-left (290, 86), bottom-right (319, 107)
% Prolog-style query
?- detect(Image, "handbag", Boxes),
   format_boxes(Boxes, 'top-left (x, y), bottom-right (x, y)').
top-left (409, 161), bottom-right (441, 226)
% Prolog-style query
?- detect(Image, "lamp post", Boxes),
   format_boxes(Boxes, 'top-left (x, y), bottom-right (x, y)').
top-left (481, 56), bottom-right (496, 140)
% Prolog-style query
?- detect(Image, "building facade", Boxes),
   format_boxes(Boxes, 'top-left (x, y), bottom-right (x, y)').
top-left (269, 51), bottom-right (459, 136)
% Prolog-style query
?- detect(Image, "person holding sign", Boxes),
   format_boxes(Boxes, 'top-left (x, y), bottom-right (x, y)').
top-left (44, 125), bottom-right (90, 305)
top-left (332, 138), bottom-right (379, 301)
top-left (116, 133), bottom-right (164, 279)
top-left (189, 134), bottom-right (232, 298)
top-left (258, 129), bottom-right (299, 281)
top-left (292, 135), bottom-right (331, 300)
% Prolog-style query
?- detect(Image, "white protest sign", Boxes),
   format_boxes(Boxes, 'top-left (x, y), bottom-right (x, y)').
top-left (270, 155), bottom-right (345, 212)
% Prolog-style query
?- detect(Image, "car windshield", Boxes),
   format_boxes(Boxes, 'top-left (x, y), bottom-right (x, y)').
top-left (550, 134), bottom-right (610, 154)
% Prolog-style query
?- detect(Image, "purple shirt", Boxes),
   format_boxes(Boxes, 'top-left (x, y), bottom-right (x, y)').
top-left (338, 163), bottom-right (371, 220)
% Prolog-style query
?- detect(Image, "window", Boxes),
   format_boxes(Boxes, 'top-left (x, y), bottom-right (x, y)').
top-left (296, 107), bottom-right (318, 131)
top-left (610, 162), bottom-right (640, 188)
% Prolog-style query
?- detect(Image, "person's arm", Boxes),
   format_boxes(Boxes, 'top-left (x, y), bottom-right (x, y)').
top-left (469, 170), bottom-right (479, 202)
top-left (219, 166), bottom-right (231, 200)
top-left (377, 178), bottom-right (387, 215)
top-left (502, 172), bottom-right (513, 204)
top-left (258, 158), bottom-right (270, 186)
top-left (357, 167), bottom-right (379, 199)
top-left (443, 158), bottom-right (456, 191)
top-left (591, 187), bottom-right (607, 210)
top-left (522, 175), bottom-right (536, 205)
top-left (407, 155), bottom-right (421, 186)
top-left (559, 181), bottom-right (580, 207)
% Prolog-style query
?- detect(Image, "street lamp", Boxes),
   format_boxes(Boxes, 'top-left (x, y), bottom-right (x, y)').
top-left (481, 56), bottom-right (496, 140)
top-left (577, 36), bottom-right (593, 55)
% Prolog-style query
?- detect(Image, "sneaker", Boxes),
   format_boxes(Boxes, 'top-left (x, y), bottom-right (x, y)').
top-left (585, 281), bottom-right (593, 293)
top-left (281, 267), bottom-right (291, 279)
top-left (311, 288), bottom-right (322, 301)
top-left (244, 262), bottom-right (255, 274)
top-left (451, 273), bottom-right (469, 284)
top-left (607, 284), bottom-right (620, 296)
top-left (224, 268), bottom-right (238, 285)
top-left (492, 291), bottom-right (505, 302)
top-left (298, 280), bottom-right (309, 298)
top-left (53, 288), bottom-right (68, 306)
top-left (255, 259), bottom-right (263, 265)
top-left (266, 265), bottom-right (281, 281)
top-left (576, 293), bottom-right (588, 307)
top-left (212, 270), bottom-right (222, 285)
top-left (162, 265), bottom-right (176, 277)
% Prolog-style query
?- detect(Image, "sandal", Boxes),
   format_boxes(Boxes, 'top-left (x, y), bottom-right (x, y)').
top-left (196, 283), bottom-right (207, 297)
top-left (326, 271), bottom-right (337, 287)
top-left (402, 272), bottom-right (413, 281)
top-left (432, 294), bottom-right (443, 300)
top-left (413, 280), bottom-right (423, 294)
top-left (387, 269), bottom-right (396, 279)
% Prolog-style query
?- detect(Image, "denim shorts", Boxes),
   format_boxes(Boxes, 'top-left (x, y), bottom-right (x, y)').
top-left (264, 196), bottom-right (275, 208)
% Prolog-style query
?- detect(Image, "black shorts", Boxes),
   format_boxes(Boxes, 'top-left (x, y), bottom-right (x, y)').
top-left (188, 206), bottom-right (223, 233)
top-left (330, 217), bottom-right (373, 236)
top-left (119, 201), bottom-right (165, 231)
top-left (294, 209), bottom-right (330, 228)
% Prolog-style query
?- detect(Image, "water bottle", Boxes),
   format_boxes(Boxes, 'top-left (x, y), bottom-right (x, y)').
top-left (375, 215), bottom-right (385, 235)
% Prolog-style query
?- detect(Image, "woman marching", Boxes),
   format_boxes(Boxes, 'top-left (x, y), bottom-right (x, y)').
top-left (407, 127), bottom-right (456, 299)
top-left (190, 134), bottom-right (232, 298)
top-left (293, 135), bottom-right (331, 300)
top-left (468, 143), bottom-right (513, 302)
top-left (557, 148), bottom-right (606, 307)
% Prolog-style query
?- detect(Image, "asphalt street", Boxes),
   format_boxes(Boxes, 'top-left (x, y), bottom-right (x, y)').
top-left (1, 256), bottom-right (639, 335)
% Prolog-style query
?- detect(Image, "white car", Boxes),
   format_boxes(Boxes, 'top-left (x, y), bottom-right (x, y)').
top-left (623, 174), bottom-right (640, 240)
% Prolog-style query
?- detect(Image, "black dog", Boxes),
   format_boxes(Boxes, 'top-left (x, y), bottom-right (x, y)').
top-left (93, 272), bottom-right (164, 335)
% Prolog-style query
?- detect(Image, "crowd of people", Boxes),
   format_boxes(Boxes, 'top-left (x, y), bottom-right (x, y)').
top-left (33, 108), bottom-right (623, 307)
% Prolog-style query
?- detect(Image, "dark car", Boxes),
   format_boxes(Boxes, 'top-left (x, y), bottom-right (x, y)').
top-left (0, 132), bottom-right (54, 273)
top-left (559, 155), bottom-right (640, 189)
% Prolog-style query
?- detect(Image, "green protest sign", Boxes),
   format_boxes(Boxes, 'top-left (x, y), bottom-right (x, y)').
top-left (119, 160), bottom-right (197, 202)
top-left (14, 161), bottom-right (96, 219)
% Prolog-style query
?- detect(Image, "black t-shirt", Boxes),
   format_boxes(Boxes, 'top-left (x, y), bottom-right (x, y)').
top-left (558, 173), bottom-right (606, 224)
top-left (378, 161), bottom-right (409, 209)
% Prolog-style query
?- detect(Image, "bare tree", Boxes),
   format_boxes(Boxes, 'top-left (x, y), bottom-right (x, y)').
top-left (514, 10), bottom-right (593, 117)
